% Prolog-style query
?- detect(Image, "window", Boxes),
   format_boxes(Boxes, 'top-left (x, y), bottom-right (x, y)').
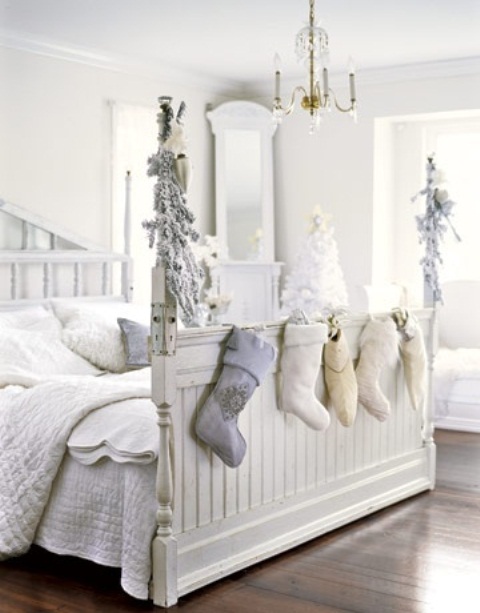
top-left (111, 102), bottom-right (158, 305)
top-left (426, 122), bottom-right (480, 282)
top-left (374, 111), bottom-right (480, 306)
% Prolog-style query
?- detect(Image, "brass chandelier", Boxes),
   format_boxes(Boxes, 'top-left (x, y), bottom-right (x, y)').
top-left (273, 0), bottom-right (357, 134)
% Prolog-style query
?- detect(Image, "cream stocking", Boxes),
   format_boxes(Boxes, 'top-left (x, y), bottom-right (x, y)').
top-left (393, 310), bottom-right (427, 411)
top-left (279, 322), bottom-right (330, 431)
top-left (356, 318), bottom-right (398, 421)
top-left (324, 328), bottom-right (358, 427)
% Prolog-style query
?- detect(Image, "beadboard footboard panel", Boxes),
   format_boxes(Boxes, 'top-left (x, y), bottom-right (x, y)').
top-left (161, 311), bottom-right (436, 603)
top-left (175, 446), bottom-right (433, 596)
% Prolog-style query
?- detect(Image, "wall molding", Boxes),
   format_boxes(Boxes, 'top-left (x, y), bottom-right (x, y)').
top-left (0, 28), bottom-right (244, 97)
top-left (2, 28), bottom-right (479, 99)
top-left (247, 56), bottom-right (480, 97)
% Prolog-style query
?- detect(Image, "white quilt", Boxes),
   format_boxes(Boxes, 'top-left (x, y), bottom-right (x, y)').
top-left (0, 371), bottom-right (150, 563)
top-left (35, 453), bottom-right (157, 600)
top-left (67, 396), bottom-right (158, 465)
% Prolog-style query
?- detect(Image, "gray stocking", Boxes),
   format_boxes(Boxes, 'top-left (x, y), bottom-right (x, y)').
top-left (195, 326), bottom-right (276, 468)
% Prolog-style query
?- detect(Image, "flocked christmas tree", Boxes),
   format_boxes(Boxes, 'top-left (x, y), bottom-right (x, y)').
top-left (280, 206), bottom-right (349, 317)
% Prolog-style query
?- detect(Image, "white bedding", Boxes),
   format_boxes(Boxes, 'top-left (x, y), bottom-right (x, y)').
top-left (0, 371), bottom-right (151, 572)
top-left (433, 347), bottom-right (480, 415)
top-left (0, 302), bottom-right (162, 600)
top-left (35, 452), bottom-right (157, 600)
top-left (67, 393), bottom-right (158, 465)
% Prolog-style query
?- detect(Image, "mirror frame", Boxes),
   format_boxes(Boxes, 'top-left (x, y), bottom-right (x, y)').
top-left (207, 101), bottom-right (277, 262)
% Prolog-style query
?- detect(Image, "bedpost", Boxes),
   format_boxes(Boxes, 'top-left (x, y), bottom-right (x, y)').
top-left (151, 264), bottom-right (178, 608)
top-left (423, 306), bottom-right (438, 489)
top-left (122, 170), bottom-right (133, 301)
top-left (122, 170), bottom-right (133, 302)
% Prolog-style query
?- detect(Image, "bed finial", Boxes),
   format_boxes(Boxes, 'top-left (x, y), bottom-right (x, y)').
top-left (157, 96), bottom-right (174, 144)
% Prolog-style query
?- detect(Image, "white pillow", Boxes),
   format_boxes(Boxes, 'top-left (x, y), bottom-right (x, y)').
top-left (52, 300), bottom-right (183, 371)
top-left (0, 329), bottom-right (101, 381)
top-left (53, 302), bottom-right (126, 372)
top-left (51, 299), bottom-right (151, 325)
top-left (0, 305), bottom-right (62, 337)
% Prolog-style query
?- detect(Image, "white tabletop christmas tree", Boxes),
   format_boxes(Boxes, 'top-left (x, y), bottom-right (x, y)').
top-left (281, 206), bottom-right (348, 317)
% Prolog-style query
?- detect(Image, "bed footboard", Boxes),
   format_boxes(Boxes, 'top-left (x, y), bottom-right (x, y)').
top-left (151, 308), bottom-right (436, 607)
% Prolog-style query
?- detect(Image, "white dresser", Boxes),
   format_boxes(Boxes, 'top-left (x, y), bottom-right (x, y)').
top-left (211, 261), bottom-right (283, 324)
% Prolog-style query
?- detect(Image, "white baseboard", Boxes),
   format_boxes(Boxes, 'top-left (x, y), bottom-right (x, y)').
top-left (435, 402), bottom-right (480, 433)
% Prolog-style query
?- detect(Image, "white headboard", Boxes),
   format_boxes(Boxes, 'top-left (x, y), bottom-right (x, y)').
top-left (0, 198), bottom-right (132, 304)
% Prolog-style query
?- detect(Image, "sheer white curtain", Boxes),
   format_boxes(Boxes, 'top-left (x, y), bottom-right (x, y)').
top-left (429, 126), bottom-right (480, 282)
top-left (111, 102), bottom-right (158, 305)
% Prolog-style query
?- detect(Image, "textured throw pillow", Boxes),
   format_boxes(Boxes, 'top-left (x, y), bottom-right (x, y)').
top-left (117, 318), bottom-right (150, 369)
top-left (53, 303), bottom-right (126, 372)
top-left (51, 300), bottom-right (151, 326)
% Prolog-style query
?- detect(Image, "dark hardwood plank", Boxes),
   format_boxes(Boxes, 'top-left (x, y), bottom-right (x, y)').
top-left (1, 429), bottom-right (479, 612)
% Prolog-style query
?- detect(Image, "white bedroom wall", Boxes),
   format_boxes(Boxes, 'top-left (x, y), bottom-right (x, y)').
top-left (2, 42), bottom-right (480, 312)
top-left (0, 45), bottom-right (228, 251)
top-left (261, 65), bottom-right (480, 309)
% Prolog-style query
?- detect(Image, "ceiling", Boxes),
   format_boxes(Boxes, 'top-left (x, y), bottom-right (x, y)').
top-left (2, 0), bottom-right (480, 89)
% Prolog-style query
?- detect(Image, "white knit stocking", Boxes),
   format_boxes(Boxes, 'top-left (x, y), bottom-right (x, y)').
top-left (395, 311), bottom-right (427, 411)
top-left (279, 322), bottom-right (330, 431)
top-left (356, 318), bottom-right (398, 421)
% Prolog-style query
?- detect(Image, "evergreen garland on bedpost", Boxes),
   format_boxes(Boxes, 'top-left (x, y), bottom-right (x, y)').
top-left (412, 155), bottom-right (460, 306)
top-left (142, 96), bottom-right (203, 324)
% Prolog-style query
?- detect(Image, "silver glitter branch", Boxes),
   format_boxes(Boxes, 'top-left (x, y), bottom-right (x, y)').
top-left (412, 155), bottom-right (461, 304)
top-left (142, 96), bottom-right (203, 322)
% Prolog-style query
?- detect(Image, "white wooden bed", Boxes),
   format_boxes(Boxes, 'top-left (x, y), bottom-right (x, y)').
top-left (0, 189), bottom-right (436, 607)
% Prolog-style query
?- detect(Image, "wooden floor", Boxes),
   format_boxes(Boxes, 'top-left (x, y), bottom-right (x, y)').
top-left (1, 429), bottom-right (479, 613)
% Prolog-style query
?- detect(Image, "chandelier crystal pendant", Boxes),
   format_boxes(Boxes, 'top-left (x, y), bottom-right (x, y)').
top-left (273, 0), bottom-right (357, 134)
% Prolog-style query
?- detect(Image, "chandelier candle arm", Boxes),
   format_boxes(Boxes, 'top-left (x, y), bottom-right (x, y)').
top-left (272, 0), bottom-right (357, 133)
top-left (349, 73), bottom-right (356, 103)
top-left (275, 70), bottom-right (280, 100)
top-left (274, 53), bottom-right (281, 100)
top-left (323, 68), bottom-right (329, 104)
top-left (348, 56), bottom-right (356, 103)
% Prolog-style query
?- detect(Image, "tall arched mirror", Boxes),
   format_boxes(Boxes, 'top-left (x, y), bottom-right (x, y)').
top-left (207, 101), bottom-right (282, 324)
top-left (207, 101), bottom-right (276, 261)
